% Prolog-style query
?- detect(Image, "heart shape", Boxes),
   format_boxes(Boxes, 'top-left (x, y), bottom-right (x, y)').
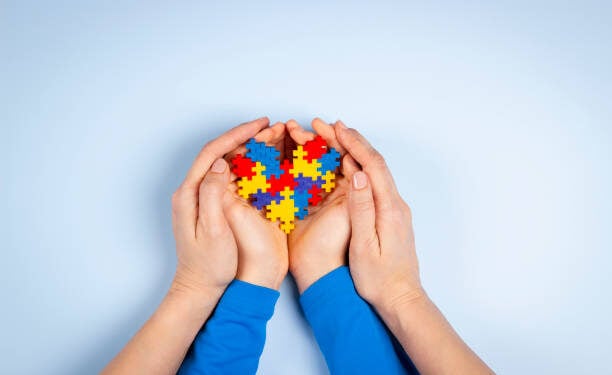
top-left (230, 136), bottom-right (341, 234)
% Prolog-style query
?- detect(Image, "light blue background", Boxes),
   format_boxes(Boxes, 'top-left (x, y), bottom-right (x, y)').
top-left (2, 1), bottom-right (611, 374)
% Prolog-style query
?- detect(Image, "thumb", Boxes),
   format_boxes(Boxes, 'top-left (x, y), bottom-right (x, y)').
top-left (348, 171), bottom-right (379, 256)
top-left (198, 158), bottom-right (230, 229)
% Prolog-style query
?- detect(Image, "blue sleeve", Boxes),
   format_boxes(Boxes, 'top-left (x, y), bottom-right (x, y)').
top-left (300, 266), bottom-right (419, 375)
top-left (178, 280), bottom-right (279, 375)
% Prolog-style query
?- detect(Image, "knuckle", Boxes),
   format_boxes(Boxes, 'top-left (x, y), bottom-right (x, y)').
top-left (401, 201), bottom-right (413, 219)
top-left (377, 198), bottom-right (394, 213)
top-left (344, 128), bottom-right (361, 144)
top-left (202, 139), bottom-right (214, 151)
top-left (345, 127), bottom-right (360, 138)
top-left (383, 200), bottom-right (412, 223)
top-left (171, 187), bottom-right (186, 211)
top-left (353, 197), bottom-right (375, 212)
top-left (389, 206), bottom-right (404, 222)
top-left (369, 150), bottom-right (386, 167)
top-left (362, 232), bottom-right (379, 250)
top-left (199, 175), bottom-right (223, 195)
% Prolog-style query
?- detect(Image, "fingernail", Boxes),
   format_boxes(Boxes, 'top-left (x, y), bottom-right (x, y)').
top-left (353, 171), bottom-right (367, 189)
top-left (336, 120), bottom-right (347, 130)
top-left (211, 159), bottom-right (227, 173)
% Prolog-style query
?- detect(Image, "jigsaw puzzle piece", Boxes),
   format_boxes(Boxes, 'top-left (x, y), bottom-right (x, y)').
top-left (245, 138), bottom-right (266, 160)
top-left (268, 159), bottom-right (297, 194)
top-left (321, 170), bottom-right (336, 193)
top-left (290, 145), bottom-right (322, 180)
top-left (307, 185), bottom-right (323, 206)
top-left (252, 190), bottom-right (280, 210)
top-left (237, 162), bottom-right (270, 198)
top-left (231, 154), bottom-right (257, 179)
top-left (318, 148), bottom-right (341, 174)
top-left (294, 174), bottom-right (316, 192)
top-left (293, 189), bottom-right (311, 219)
top-left (266, 188), bottom-right (298, 234)
top-left (303, 135), bottom-right (327, 162)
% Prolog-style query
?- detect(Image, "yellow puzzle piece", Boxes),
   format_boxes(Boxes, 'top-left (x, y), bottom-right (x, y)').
top-left (290, 145), bottom-right (322, 180)
top-left (237, 162), bottom-right (270, 199)
top-left (321, 170), bottom-right (336, 193)
top-left (266, 187), bottom-right (298, 234)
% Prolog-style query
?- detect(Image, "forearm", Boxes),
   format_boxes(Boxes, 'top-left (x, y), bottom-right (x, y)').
top-left (179, 279), bottom-right (279, 374)
top-left (102, 282), bottom-right (223, 375)
top-left (300, 266), bottom-right (412, 375)
top-left (377, 292), bottom-right (494, 375)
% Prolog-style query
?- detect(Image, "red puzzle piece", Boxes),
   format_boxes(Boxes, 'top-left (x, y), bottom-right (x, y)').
top-left (307, 185), bottom-right (323, 206)
top-left (231, 154), bottom-right (256, 179)
top-left (303, 135), bottom-right (327, 162)
top-left (268, 159), bottom-right (298, 194)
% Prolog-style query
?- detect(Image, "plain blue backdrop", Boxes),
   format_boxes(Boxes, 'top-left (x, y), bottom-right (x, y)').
top-left (2, 1), bottom-right (611, 374)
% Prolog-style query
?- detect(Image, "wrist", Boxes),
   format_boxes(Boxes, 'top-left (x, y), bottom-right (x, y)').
top-left (236, 260), bottom-right (288, 290)
top-left (375, 285), bottom-right (429, 320)
top-left (170, 270), bottom-right (227, 302)
top-left (290, 259), bottom-right (346, 294)
top-left (162, 277), bottom-right (226, 329)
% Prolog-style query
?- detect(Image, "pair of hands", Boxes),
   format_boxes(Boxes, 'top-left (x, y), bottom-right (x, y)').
top-left (105, 117), bottom-right (493, 375)
top-left (170, 117), bottom-right (422, 312)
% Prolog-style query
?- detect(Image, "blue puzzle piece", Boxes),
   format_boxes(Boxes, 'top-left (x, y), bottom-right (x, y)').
top-left (246, 139), bottom-right (282, 178)
top-left (318, 148), bottom-right (341, 174)
top-left (293, 189), bottom-right (311, 220)
top-left (261, 159), bottom-right (285, 179)
top-left (295, 174), bottom-right (325, 191)
top-left (245, 138), bottom-right (266, 160)
top-left (311, 175), bottom-right (324, 188)
top-left (295, 207), bottom-right (308, 220)
top-left (252, 190), bottom-right (281, 210)
top-left (262, 165), bottom-right (282, 178)
top-left (294, 174), bottom-right (315, 192)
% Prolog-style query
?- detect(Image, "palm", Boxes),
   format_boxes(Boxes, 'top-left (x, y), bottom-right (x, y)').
top-left (288, 172), bottom-right (350, 265)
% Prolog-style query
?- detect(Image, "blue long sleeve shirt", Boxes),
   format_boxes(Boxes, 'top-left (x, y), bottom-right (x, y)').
top-left (178, 280), bottom-right (280, 374)
top-left (179, 267), bottom-right (417, 374)
top-left (300, 266), bottom-right (418, 375)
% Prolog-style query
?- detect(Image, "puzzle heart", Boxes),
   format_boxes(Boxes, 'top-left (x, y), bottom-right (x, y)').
top-left (230, 136), bottom-right (341, 234)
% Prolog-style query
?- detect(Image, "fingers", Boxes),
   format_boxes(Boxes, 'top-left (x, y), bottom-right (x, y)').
top-left (183, 117), bottom-right (269, 190)
top-left (284, 131), bottom-right (297, 159)
top-left (256, 122), bottom-right (286, 159)
top-left (286, 119), bottom-right (315, 144)
top-left (348, 171), bottom-right (380, 256)
top-left (341, 154), bottom-right (360, 178)
top-left (334, 121), bottom-right (399, 211)
top-left (224, 122), bottom-right (286, 179)
top-left (197, 159), bottom-right (231, 235)
top-left (224, 122), bottom-right (284, 161)
top-left (173, 117), bottom-right (268, 237)
top-left (311, 118), bottom-right (346, 155)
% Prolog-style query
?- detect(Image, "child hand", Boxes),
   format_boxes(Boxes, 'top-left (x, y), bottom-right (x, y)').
top-left (285, 119), bottom-right (360, 293)
top-left (223, 122), bottom-right (289, 290)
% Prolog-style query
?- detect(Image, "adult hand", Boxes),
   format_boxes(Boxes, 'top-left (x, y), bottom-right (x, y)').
top-left (170, 117), bottom-right (271, 298)
top-left (104, 117), bottom-right (271, 375)
top-left (334, 120), bottom-right (423, 309)
top-left (286, 118), bottom-right (360, 293)
top-left (223, 122), bottom-right (289, 290)
top-left (336, 122), bottom-right (493, 375)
